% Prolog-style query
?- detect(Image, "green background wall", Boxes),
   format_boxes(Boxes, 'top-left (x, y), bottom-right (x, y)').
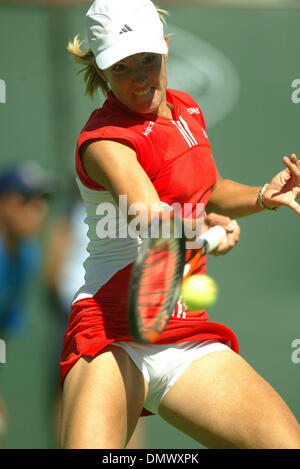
top-left (0, 2), bottom-right (299, 448)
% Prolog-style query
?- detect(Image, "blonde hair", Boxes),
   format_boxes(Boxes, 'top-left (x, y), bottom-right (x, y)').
top-left (67, 7), bottom-right (169, 99)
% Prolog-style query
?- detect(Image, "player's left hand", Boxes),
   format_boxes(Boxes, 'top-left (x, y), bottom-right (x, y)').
top-left (204, 213), bottom-right (240, 256)
top-left (262, 154), bottom-right (300, 214)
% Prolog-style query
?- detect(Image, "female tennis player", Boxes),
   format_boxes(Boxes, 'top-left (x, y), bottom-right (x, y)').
top-left (59, 0), bottom-right (300, 449)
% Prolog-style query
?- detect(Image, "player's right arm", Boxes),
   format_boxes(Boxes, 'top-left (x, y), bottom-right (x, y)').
top-left (81, 139), bottom-right (163, 226)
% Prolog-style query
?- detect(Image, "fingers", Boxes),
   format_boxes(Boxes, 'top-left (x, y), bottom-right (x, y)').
top-left (289, 199), bottom-right (300, 216)
top-left (225, 219), bottom-right (240, 235)
top-left (204, 213), bottom-right (240, 256)
top-left (204, 213), bottom-right (231, 229)
top-left (282, 154), bottom-right (300, 179)
top-left (211, 219), bottom-right (240, 256)
top-left (205, 213), bottom-right (236, 232)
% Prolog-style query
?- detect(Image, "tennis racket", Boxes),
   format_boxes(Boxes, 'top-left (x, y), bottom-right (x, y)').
top-left (128, 213), bottom-right (226, 344)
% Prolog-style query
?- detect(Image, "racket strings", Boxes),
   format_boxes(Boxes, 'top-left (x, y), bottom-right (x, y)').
top-left (129, 215), bottom-right (186, 342)
top-left (136, 238), bottom-right (182, 331)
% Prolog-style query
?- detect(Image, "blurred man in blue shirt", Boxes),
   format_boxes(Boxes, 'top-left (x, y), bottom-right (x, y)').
top-left (0, 160), bottom-right (52, 443)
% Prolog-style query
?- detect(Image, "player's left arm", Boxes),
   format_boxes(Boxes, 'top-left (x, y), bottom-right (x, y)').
top-left (206, 154), bottom-right (300, 218)
top-left (206, 171), bottom-right (262, 218)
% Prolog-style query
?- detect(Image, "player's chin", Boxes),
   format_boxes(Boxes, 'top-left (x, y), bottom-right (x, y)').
top-left (131, 90), bottom-right (162, 114)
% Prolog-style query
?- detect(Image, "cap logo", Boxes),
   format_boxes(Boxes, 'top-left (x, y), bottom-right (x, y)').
top-left (119, 24), bottom-right (133, 34)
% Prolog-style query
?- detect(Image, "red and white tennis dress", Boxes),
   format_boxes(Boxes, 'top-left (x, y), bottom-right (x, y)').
top-left (60, 89), bottom-right (239, 392)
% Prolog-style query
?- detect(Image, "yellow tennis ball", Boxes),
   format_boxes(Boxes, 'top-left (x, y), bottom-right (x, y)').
top-left (181, 274), bottom-right (218, 311)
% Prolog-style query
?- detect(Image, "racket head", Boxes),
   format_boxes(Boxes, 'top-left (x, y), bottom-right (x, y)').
top-left (128, 213), bottom-right (186, 344)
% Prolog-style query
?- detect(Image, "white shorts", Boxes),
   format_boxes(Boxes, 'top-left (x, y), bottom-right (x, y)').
top-left (112, 339), bottom-right (230, 415)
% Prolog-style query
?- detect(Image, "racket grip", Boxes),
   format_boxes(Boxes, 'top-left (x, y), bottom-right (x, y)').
top-left (199, 225), bottom-right (226, 253)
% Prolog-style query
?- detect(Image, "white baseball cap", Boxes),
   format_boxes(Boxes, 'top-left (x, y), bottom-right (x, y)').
top-left (86, 0), bottom-right (168, 70)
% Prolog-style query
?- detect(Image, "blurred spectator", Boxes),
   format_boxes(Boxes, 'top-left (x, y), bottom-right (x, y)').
top-left (0, 160), bottom-right (52, 446)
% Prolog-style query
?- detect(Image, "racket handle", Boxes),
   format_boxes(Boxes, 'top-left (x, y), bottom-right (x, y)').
top-left (198, 225), bottom-right (226, 254)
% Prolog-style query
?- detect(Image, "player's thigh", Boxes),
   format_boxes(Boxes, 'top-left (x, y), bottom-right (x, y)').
top-left (60, 346), bottom-right (148, 449)
top-left (158, 349), bottom-right (300, 449)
